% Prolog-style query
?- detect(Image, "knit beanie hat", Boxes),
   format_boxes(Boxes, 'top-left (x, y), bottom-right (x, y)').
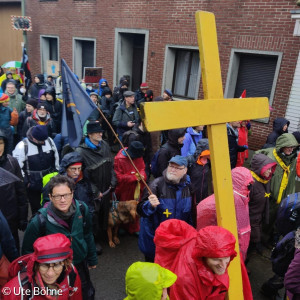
top-left (27, 98), bottom-right (38, 109)
top-left (31, 125), bottom-right (48, 141)
top-left (0, 93), bottom-right (9, 103)
top-left (140, 82), bottom-right (149, 89)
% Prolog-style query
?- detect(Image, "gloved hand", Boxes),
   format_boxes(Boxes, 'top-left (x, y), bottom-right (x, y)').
top-left (18, 220), bottom-right (28, 232)
top-left (242, 145), bottom-right (248, 149)
top-left (246, 122), bottom-right (251, 130)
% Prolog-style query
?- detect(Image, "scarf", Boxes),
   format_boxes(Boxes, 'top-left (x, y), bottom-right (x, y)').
top-left (48, 201), bottom-right (76, 229)
top-left (250, 171), bottom-right (269, 184)
top-left (85, 137), bottom-right (101, 149)
top-left (273, 149), bottom-right (290, 204)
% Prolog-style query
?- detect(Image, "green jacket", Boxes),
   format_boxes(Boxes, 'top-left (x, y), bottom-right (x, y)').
top-left (124, 262), bottom-right (177, 300)
top-left (256, 133), bottom-right (298, 203)
top-left (22, 200), bottom-right (97, 266)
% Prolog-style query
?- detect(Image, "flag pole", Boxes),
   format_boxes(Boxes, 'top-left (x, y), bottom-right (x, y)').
top-left (95, 106), bottom-right (153, 195)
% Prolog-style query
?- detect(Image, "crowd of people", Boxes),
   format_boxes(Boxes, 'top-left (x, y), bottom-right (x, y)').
top-left (1, 68), bottom-right (300, 299)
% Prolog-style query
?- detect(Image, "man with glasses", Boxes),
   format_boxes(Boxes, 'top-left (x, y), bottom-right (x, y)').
top-left (22, 175), bottom-right (97, 300)
top-left (137, 155), bottom-right (193, 262)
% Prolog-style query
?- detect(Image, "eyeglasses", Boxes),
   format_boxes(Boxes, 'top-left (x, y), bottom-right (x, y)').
top-left (39, 262), bottom-right (64, 273)
top-left (168, 164), bottom-right (185, 171)
top-left (68, 167), bottom-right (82, 172)
top-left (51, 193), bottom-right (73, 201)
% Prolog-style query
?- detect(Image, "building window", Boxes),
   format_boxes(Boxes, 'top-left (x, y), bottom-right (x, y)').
top-left (163, 46), bottom-right (201, 100)
top-left (225, 49), bottom-right (282, 123)
top-left (73, 38), bottom-right (96, 79)
top-left (40, 36), bottom-right (59, 74)
top-left (172, 50), bottom-right (199, 99)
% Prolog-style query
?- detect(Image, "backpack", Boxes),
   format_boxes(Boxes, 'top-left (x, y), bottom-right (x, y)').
top-left (271, 230), bottom-right (295, 277)
top-left (8, 253), bottom-right (78, 300)
top-left (150, 149), bottom-right (161, 178)
top-left (276, 192), bottom-right (300, 237)
top-left (122, 130), bottom-right (139, 147)
top-left (23, 137), bottom-right (57, 191)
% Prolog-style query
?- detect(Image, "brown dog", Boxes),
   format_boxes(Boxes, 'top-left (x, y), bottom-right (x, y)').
top-left (107, 200), bottom-right (138, 248)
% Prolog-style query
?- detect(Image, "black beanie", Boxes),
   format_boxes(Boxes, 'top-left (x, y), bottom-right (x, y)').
top-left (27, 98), bottom-right (38, 109)
top-left (31, 125), bottom-right (48, 141)
top-left (127, 141), bottom-right (144, 159)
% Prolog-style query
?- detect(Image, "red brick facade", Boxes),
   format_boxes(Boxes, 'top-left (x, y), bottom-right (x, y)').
top-left (26, 0), bottom-right (300, 149)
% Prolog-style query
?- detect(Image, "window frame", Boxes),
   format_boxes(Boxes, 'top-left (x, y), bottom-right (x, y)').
top-left (225, 49), bottom-right (282, 123)
top-left (162, 45), bottom-right (201, 100)
top-left (40, 35), bottom-right (60, 75)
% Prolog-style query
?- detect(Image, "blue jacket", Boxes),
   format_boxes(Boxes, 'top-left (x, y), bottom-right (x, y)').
top-left (98, 78), bottom-right (108, 96)
top-left (0, 210), bottom-right (19, 262)
top-left (181, 127), bottom-right (202, 157)
top-left (138, 172), bottom-right (192, 259)
top-left (0, 105), bottom-right (12, 129)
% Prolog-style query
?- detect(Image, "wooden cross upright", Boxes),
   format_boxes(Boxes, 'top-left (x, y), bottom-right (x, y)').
top-left (140, 11), bottom-right (270, 299)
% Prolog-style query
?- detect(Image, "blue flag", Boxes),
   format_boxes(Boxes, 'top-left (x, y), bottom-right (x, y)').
top-left (61, 59), bottom-right (97, 147)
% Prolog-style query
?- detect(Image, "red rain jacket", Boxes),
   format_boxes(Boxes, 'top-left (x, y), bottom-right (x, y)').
top-left (154, 220), bottom-right (236, 300)
top-left (114, 149), bottom-right (146, 202)
top-left (154, 219), bottom-right (253, 300)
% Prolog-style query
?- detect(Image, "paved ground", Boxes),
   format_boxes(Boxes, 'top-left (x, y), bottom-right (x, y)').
top-left (91, 233), bottom-right (283, 300)
top-left (91, 151), bottom-right (295, 300)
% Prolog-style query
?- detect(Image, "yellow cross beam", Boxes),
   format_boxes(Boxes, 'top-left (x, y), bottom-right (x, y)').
top-left (140, 98), bottom-right (269, 131)
top-left (140, 11), bottom-right (269, 299)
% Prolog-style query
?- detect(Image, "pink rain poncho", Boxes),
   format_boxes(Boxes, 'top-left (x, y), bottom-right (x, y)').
top-left (197, 167), bottom-right (254, 260)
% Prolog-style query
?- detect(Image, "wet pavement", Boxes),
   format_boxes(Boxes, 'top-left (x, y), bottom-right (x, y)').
top-left (90, 233), bottom-right (285, 300)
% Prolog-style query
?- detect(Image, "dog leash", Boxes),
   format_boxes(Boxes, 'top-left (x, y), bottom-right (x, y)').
top-left (110, 193), bottom-right (120, 226)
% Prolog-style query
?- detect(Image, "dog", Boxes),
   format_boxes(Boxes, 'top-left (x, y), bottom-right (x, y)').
top-left (107, 200), bottom-right (138, 248)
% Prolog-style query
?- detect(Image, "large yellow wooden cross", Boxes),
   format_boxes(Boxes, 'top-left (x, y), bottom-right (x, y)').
top-left (140, 11), bottom-right (269, 299)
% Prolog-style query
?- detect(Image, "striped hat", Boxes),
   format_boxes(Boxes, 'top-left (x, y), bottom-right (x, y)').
top-left (0, 93), bottom-right (9, 103)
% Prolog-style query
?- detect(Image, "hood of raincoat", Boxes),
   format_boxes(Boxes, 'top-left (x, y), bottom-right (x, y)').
top-left (232, 167), bottom-right (254, 197)
top-left (167, 128), bottom-right (186, 147)
top-left (124, 262), bottom-right (177, 300)
top-left (192, 225), bottom-right (237, 261)
top-left (35, 74), bottom-right (45, 84)
top-left (273, 117), bottom-right (289, 134)
top-left (250, 153), bottom-right (277, 177)
top-left (275, 133), bottom-right (299, 153)
top-left (59, 152), bottom-right (84, 174)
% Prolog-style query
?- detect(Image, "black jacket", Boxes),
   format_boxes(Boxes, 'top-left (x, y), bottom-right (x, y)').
top-left (188, 139), bottom-right (211, 204)
top-left (156, 128), bottom-right (186, 177)
top-left (263, 117), bottom-right (290, 149)
top-left (0, 130), bottom-right (28, 228)
top-left (227, 125), bottom-right (246, 169)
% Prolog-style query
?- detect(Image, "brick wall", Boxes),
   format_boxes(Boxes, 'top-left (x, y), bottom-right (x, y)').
top-left (26, 0), bottom-right (300, 150)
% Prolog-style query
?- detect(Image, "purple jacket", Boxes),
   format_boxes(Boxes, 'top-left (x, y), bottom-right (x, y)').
top-left (285, 249), bottom-right (300, 300)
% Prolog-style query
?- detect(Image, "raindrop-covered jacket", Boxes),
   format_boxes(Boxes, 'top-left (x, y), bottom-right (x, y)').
top-left (154, 219), bottom-right (241, 300)
top-left (197, 167), bottom-right (253, 260)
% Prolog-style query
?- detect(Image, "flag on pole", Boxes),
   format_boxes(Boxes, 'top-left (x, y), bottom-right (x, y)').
top-left (61, 59), bottom-right (97, 147)
top-left (21, 47), bottom-right (32, 90)
top-left (240, 90), bottom-right (246, 98)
